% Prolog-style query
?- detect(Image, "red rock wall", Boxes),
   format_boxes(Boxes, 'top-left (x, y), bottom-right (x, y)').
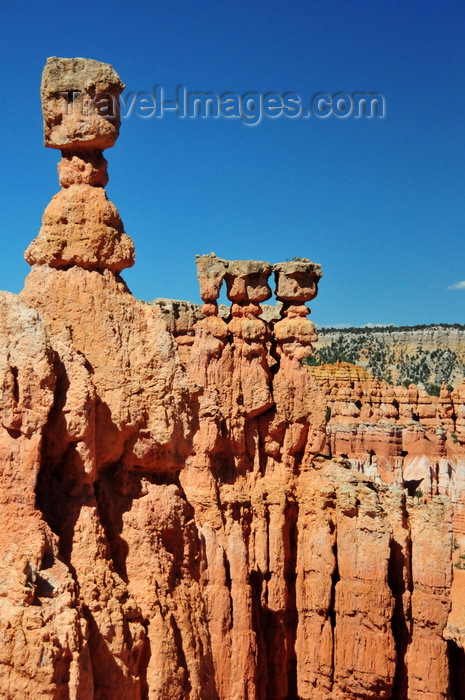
top-left (2, 252), bottom-right (457, 699)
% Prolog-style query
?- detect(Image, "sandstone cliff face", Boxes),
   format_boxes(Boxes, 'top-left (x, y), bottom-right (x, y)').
top-left (0, 57), bottom-right (461, 699)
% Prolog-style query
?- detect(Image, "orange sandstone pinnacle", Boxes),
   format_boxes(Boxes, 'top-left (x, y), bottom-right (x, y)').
top-left (25, 56), bottom-right (134, 272)
top-left (0, 56), bottom-right (462, 699)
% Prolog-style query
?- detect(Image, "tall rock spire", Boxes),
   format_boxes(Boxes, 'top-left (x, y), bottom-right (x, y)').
top-left (25, 57), bottom-right (134, 272)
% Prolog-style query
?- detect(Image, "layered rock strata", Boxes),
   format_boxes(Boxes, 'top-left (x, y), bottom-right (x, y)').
top-left (309, 362), bottom-right (465, 538)
top-left (0, 57), bottom-right (460, 699)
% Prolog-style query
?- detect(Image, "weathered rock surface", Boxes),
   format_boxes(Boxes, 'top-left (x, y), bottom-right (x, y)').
top-left (25, 185), bottom-right (135, 272)
top-left (42, 56), bottom-right (124, 150)
top-left (0, 56), bottom-right (461, 699)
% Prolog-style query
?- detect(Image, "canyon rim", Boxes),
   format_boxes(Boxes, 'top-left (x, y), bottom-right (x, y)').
top-left (0, 57), bottom-right (464, 699)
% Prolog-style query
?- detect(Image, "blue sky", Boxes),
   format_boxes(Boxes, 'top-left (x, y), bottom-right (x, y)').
top-left (0, 0), bottom-right (464, 326)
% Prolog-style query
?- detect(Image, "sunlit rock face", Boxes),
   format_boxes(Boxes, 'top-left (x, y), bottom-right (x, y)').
top-left (41, 56), bottom-right (124, 151)
top-left (0, 57), bottom-right (461, 700)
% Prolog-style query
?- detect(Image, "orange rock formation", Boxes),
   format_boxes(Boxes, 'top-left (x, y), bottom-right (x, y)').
top-left (310, 362), bottom-right (465, 536)
top-left (0, 57), bottom-right (462, 699)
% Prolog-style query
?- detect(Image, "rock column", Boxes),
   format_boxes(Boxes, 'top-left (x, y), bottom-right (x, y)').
top-left (267, 260), bottom-right (327, 469)
top-left (25, 56), bottom-right (134, 272)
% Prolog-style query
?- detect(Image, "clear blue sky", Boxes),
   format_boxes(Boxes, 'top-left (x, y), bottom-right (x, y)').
top-left (1, 0), bottom-right (464, 326)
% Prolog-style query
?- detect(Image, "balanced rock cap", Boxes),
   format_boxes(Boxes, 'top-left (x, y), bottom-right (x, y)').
top-left (273, 259), bottom-right (323, 302)
top-left (41, 57), bottom-right (125, 150)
